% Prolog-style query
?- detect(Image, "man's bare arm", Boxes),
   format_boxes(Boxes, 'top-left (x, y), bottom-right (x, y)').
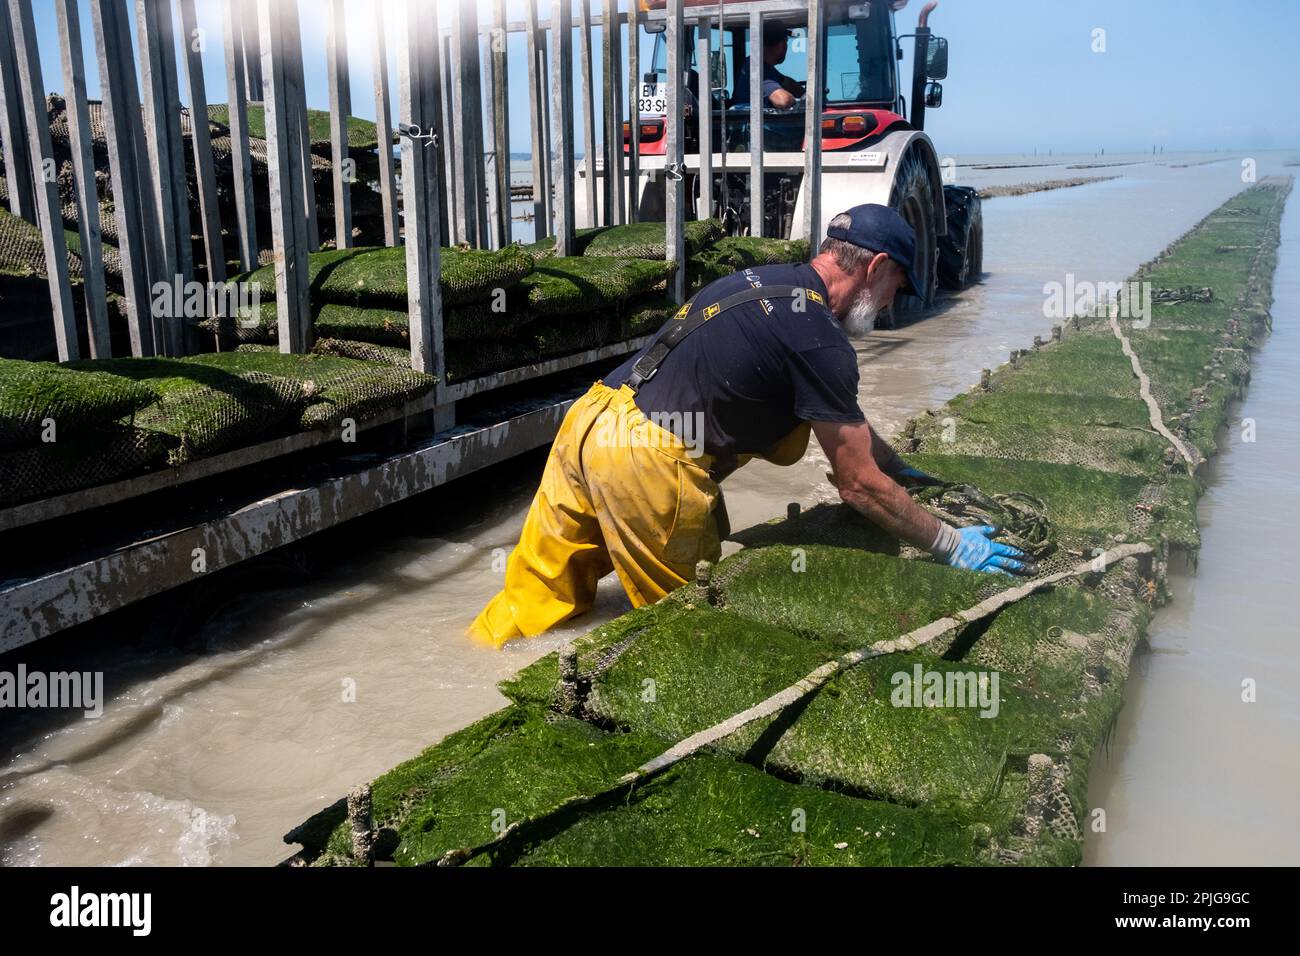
top-left (813, 419), bottom-right (940, 550)
top-left (870, 430), bottom-right (908, 477)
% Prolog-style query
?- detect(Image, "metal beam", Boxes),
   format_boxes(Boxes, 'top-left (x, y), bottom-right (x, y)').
top-left (137, 0), bottom-right (193, 354)
top-left (626, 0), bottom-right (639, 222)
top-left (578, 0), bottom-right (597, 227)
top-left (398, 0), bottom-right (445, 386)
top-left (54, 0), bottom-right (111, 357)
top-left (90, 0), bottom-right (155, 356)
top-left (240, 0), bottom-right (261, 96)
top-left (0, 4), bottom-right (34, 221)
top-left (550, 0), bottom-right (575, 255)
top-left (177, 0), bottom-right (226, 285)
top-left (222, 0), bottom-right (258, 271)
top-left (1, 396), bottom-right (580, 652)
top-left (524, 0), bottom-right (548, 236)
top-left (695, 16), bottom-right (711, 221)
top-left (664, 0), bottom-right (685, 303)
top-left (490, 0), bottom-right (510, 247)
top-left (325, 0), bottom-right (352, 248)
top-left (749, 9), bottom-right (763, 236)
top-left (451, 0), bottom-right (484, 246)
top-left (801, 0), bottom-right (824, 249)
top-left (6, 0), bottom-right (79, 360)
top-left (259, 0), bottom-right (310, 353)
top-left (371, 0), bottom-right (399, 246)
top-left (281, 3), bottom-right (318, 252)
top-left (602, 0), bottom-right (623, 225)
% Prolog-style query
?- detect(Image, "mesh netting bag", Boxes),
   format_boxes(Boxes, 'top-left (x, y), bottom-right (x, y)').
top-left (308, 338), bottom-right (410, 368)
top-left (188, 349), bottom-right (434, 430)
top-left (618, 295), bottom-right (677, 339)
top-left (0, 357), bottom-right (157, 450)
top-left (516, 256), bottom-right (676, 315)
top-left (0, 424), bottom-right (172, 506)
top-left (446, 340), bottom-right (540, 382)
top-left (65, 356), bottom-right (306, 464)
top-left (581, 219), bottom-right (724, 259)
top-left (229, 244), bottom-right (534, 309)
top-left (526, 219), bottom-right (724, 261)
top-left (709, 235), bottom-right (811, 267)
top-left (528, 313), bottom-right (617, 358)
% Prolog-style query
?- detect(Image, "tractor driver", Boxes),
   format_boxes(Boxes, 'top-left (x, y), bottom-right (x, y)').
top-left (731, 23), bottom-right (806, 111)
top-left (469, 205), bottom-right (1032, 647)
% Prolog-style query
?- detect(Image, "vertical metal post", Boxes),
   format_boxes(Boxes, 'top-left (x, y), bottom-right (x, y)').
top-left (801, 0), bottom-right (824, 249)
top-left (177, 0), bottom-right (226, 284)
top-left (240, 0), bottom-right (261, 97)
top-left (625, 0), bottom-right (639, 222)
top-left (439, 33), bottom-right (459, 244)
top-left (480, 33), bottom-right (500, 251)
top-left (748, 10), bottom-right (763, 237)
top-left (325, 0), bottom-right (352, 248)
top-left (137, 0), bottom-right (193, 353)
top-left (490, 0), bottom-right (510, 247)
top-left (695, 18), bottom-right (712, 221)
top-left (432, 31), bottom-right (450, 249)
top-left (524, 0), bottom-right (548, 236)
top-left (371, 0), bottom-right (398, 246)
top-left (282, 3), bottom-right (318, 252)
top-left (550, 0), bottom-right (575, 255)
top-left (54, 0), bottom-right (111, 357)
top-left (577, 0), bottom-right (597, 227)
top-left (222, 0), bottom-right (257, 271)
top-left (90, 0), bottom-right (155, 356)
top-left (665, 0), bottom-right (685, 303)
top-left (398, 0), bottom-right (444, 389)
top-left (452, 0), bottom-right (483, 247)
top-left (0, 5), bottom-right (34, 221)
top-left (539, 35), bottom-right (552, 235)
top-left (7, 0), bottom-right (79, 360)
top-left (602, 0), bottom-right (623, 226)
top-left (259, 0), bottom-right (309, 352)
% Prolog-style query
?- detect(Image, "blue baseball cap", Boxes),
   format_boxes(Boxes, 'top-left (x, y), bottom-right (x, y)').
top-left (825, 203), bottom-right (923, 295)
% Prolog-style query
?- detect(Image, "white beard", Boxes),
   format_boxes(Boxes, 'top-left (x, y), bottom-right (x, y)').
top-left (842, 288), bottom-right (880, 337)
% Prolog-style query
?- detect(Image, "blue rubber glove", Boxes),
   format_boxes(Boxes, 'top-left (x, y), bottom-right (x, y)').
top-left (896, 464), bottom-right (945, 487)
top-left (930, 523), bottom-right (1031, 576)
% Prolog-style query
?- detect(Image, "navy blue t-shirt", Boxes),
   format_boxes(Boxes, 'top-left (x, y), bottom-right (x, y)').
top-left (604, 263), bottom-right (865, 467)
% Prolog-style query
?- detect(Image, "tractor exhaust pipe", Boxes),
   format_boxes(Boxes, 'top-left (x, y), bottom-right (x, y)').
top-left (909, 2), bottom-right (938, 130)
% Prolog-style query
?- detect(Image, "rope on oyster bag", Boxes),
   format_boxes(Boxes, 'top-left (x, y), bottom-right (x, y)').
top-left (435, 541), bottom-right (1153, 867)
top-left (1106, 301), bottom-right (1196, 470)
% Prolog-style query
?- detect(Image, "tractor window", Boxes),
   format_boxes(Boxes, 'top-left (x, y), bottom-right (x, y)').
top-left (824, 18), bottom-right (895, 105)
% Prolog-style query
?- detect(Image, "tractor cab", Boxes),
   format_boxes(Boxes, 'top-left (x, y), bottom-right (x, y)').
top-left (625, 0), bottom-right (971, 311)
top-left (635, 0), bottom-right (942, 157)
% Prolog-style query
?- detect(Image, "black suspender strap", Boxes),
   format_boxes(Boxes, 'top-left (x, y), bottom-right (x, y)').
top-left (624, 281), bottom-right (828, 392)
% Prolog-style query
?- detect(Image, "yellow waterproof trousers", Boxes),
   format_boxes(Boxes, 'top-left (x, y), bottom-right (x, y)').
top-left (469, 382), bottom-right (727, 647)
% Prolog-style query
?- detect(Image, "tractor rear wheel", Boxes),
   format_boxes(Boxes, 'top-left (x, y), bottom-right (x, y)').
top-left (888, 148), bottom-right (939, 318)
top-left (939, 186), bottom-right (983, 290)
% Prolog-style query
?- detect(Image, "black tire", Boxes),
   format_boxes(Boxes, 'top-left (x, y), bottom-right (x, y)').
top-left (938, 185), bottom-right (983, 290)
top-left (888, 148), bottom-right (939, 317)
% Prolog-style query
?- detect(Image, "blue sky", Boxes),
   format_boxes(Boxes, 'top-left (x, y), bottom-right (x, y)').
top-left (29, 0), bottom-right (1300, 157)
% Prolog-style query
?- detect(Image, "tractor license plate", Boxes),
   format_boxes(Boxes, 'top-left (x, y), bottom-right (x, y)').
top-left (849, 151), bottom-right (887, 168)
top-left (639, 83), bottom-right (668, 115)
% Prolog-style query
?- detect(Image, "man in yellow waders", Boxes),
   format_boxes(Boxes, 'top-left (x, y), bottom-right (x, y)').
top-left (471, 204), bottom-right (1030, 646)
